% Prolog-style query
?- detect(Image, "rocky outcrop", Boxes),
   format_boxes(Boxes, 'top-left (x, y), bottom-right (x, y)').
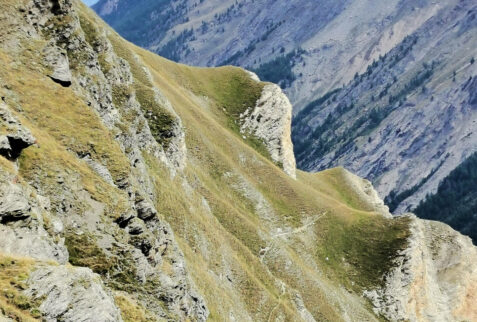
top-left (0, 182), bottom-right (31, 223)
top-left (365, 215), bottom-right (477, 322)
top-left (10, 0), bottom-right (206, 320)
top-left (26, 265), bottom-right (123, 322)
top-left (43, 43), bottom-right (72, 87)
top-left (338, 168), bottom-right (391, 218)
top-left (241, 83), bottom-right (296, 178)
top-left (0, 102), bottom-right (36, 160)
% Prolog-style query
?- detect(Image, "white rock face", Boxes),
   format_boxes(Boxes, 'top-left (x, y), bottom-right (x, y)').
top-left (0, 226), bottom-right (68, 264)
top-left (26, 265), bottom-right (123, 322)
top-left (365, 215), bottom-right (477, 322)
top-left (241, 84), bottom-right (296, 178)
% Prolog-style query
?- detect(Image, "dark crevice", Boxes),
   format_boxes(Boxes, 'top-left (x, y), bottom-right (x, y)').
top-left (50, 0), bottom-right (62, 15)
top-left (0, 136), bottom-right (33, 161)
top-left (0, 214), bottom-right (30, 224)
top-left (49, 76), bottom-right (72, 87)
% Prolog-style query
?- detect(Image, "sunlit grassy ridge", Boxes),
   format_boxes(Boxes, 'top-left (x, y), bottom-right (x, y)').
top-left (0, 1), bottom-right (411, 320)
top-left (125, 33), bottom-right (410, 319)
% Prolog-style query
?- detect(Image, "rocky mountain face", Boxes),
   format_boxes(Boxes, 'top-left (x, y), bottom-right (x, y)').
top-left (0, 0), bottom-right (476, 321)
top-left (92, 0), bottom-right (477, 241)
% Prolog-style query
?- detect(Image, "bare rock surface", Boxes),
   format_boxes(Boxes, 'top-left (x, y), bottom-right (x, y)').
top-left (43, 43), bottom-right (72, 87)
top-left (26, 265), bottom-right (123, 322)
top-left (0, 102), bottom-right (36, 160)
top-left (365, 215), bottom-right (477, 322)
top-left (241, 84), bottom-right (296, 178)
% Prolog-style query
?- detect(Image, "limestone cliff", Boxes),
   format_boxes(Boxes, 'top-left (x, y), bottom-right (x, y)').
top-left (241, 81), bottom-right (296, 178)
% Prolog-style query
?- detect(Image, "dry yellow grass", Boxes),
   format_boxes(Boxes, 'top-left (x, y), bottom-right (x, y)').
top-left (0, 254), bottom-right (39, 321)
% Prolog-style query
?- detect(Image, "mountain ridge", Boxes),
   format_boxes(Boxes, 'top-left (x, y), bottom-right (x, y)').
top-left (92, 0), bottom-right (477, 241)
top-left (0, 0), bottom-right (475, 321)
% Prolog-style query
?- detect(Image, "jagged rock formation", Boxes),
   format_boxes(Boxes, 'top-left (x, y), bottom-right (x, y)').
top-left (241, 82), bottom-right (296, 178)
top-left (0, 0), bottom-right (475, 321)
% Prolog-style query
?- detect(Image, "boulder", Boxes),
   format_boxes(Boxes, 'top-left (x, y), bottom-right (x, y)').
top-left (0, 183), bottom-right (30, 223)
top-left (43, 44), bottom-right (72, 87)
top-left (136, 199), bottom-right (157, 221)
top-left (26, 265), bottom-right (123, 322)
top-left (0, 103), bottom-right (36, 160)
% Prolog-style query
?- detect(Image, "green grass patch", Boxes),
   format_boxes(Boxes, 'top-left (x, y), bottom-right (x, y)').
top-left (317, 215), bottom-right (411, 290)
top-left (65, 232), bottom-right (115, 275)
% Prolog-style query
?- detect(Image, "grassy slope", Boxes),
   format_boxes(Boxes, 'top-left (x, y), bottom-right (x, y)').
top-left (0, 2), bottom-right (411, 320)
top-left (129, 36), bottom-right (411, 320)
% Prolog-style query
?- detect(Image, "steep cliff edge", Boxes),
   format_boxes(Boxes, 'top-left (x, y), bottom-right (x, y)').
top-left (0, 0), bottom-right (475, 321)
top-left (241, 81), bottom-right (296, 178)
top-left (365, 216), bottom-right (477, 322)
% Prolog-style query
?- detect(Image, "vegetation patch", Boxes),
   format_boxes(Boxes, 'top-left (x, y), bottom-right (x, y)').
top-left (135, 84), bottom-right (176, 149)
top-left (414, 152), bottom-right (477, 243)
top-left (115, 294), bottom-right (155, 322)
top-left (157, 29), bottom-right (194, 62)
top-left (0, 254), bottom-right (41, 321)
top-left (65, 232), bottom-right (115, 275)
top-left (251, 49), bottom-right (305, 89)
top-left (112, 84), bottom-right (133, 108)
top-left (385, 160), bottom-right (444, 213)
top-left (316, 215), bottom-right (411, 290)
top-left (181, 66), bottom-right (273, 158)
top-left (79, 14), bottom-right (101, 50)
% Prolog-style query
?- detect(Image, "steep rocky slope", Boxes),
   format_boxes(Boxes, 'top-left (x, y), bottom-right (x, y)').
top-left (0, 0), bottom-right (476, 321)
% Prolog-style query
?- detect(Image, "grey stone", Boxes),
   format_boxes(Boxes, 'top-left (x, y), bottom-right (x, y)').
top-left (0, 183), bottom-right (31, 223)
top-left (136, 199), bottom-right (157, 221)
top-left (0, 102), bottom-right (36, 160)
top-left (127, 217), bottom-right (144, 235)
top-left (240, 84), bottom-right (296, 178)
top-left (26, 265), bottom-right (123, 322)
top-left (0, 225), bottom-right (68, 264)
top-left (43, 44), bottom-right (72, 87)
